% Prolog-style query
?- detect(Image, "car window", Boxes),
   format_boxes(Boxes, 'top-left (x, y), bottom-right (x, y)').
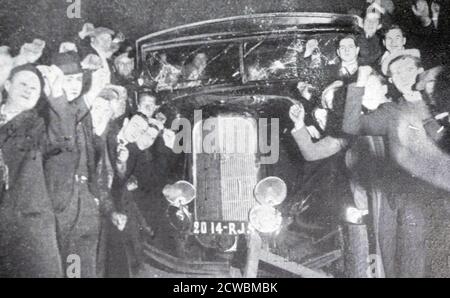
top-left (243, 34), bottom-right (341, 83)
top-left (141, 43), bottom-right (241, 91)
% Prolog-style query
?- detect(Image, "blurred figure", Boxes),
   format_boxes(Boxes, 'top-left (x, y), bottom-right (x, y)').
top-left (357, 12), bottom-right (384, 65)
top-left (0, 47), bottom-right (14, 103)
top-left (112, 42), bottom-right (139, 114)
top-left (181, 52), bottom-right (208, 81)
top-left (343, 60), bottom-right (447, 277)
top-left (408, 0), bottom-right (447, 67)
top-left (106, 96), bottom-right (180, 275)
top-left (79, 24), bottom-right (117, 104)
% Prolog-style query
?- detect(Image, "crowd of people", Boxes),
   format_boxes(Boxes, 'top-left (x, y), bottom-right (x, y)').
top-left (0, 21), bottom-right (182, 277)
top-left (289, 0), bottom-right (450, 277)
top-left (0, 0), bottom-right (449, 278)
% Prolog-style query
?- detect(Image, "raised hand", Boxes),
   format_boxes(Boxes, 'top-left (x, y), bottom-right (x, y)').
top-left (14, 39), bottom-right (46, 67)
top-left (162, 129), bottom-right (176, 149)
top-left (116, 143), bottom-right (130, 163)
top-left (81, 54), bottom-right (102, 71)
top-left (37, 65), bottom-right (65, 98)
top-left (412, 0), bottom-right (430, 18)
top-left (431, 1), bottom-right (441, 16)
top-left (111, 212), bottom-right (128, 231)
top-left (289, 103), bottom-right (305, 129)
top-left (59, 42), bottom-right (78, 53)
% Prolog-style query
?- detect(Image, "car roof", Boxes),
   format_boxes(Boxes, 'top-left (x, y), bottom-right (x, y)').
top-left (136, 12), bottom-right (359, 51)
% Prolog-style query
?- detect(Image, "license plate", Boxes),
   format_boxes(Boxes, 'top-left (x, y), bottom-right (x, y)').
top-left (193, 221), bottom-right (249, 235)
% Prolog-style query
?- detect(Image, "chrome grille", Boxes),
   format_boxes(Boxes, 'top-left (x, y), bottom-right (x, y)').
top-left (194, 116), bottom-right (259, 221)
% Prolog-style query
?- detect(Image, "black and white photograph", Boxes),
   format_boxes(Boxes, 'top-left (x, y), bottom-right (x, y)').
top-left (0, 0), bottom-right (449, 282)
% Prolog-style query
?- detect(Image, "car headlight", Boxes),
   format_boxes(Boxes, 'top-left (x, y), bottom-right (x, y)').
top-left (249, 205), bottom-right (283, 234)
top-left (345, 207), bottom-right (369, 225)
top-left (254, 176), bottom-right (287, 207)
top-left (162, 180), bottom-right (196, 207)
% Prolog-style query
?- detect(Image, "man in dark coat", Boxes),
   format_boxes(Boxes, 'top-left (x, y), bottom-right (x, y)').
top-left (0, 64), bottom-right (63, 277)
top-left (106, 105), bottom-right (182, 276)
top-left (43, 53), bottom-right (124, 277)
top-left (343, 59), bottom-right (448, 277)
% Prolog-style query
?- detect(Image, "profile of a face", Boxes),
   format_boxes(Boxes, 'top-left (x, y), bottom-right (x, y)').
top-left (389, 57), bottom-right (423, 96)
top-left (337, 38), bottom-right (360, 63)
top-left (384, 29), bottom-right (406, 54)
top-left (5, 70), bottom-right (42, 112)
top-left (91, 97), bottom-right (113, 136)
top-left (111, 97), bottom-right (127, 119)
top-left (136, 126), bottom-right (159, 150)
top-left (138, 95), bottom-right (157, 118)
top-left (314, 108), bottom-right (328, 131)
top-left (92, 33), bottom-right (113, 56)
top-left (62, 73), bottom-right (83, 102)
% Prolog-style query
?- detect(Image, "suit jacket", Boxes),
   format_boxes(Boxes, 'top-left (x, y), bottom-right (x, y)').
top-left (343, 84), bottom-right (450, 195)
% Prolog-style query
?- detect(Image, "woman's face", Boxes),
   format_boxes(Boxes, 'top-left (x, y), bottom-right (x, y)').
top-left (62, 73), bottom-right (83, 102)
top-left (5, 70), bottom-right (41, 111)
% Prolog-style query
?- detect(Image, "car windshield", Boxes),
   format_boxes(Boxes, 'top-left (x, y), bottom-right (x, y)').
top-left (244, 34), bottom-right (341, 82)
top-left (141, 43), bottom-right (241, 91)
top-left (139, 33), bottom-right (343, 91)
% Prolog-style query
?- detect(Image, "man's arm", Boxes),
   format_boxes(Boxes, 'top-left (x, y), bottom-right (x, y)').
top-left (291, 126), bottom-right (346, 161)
top-left (343, 83), bottom-right (390, 136)
top-left (391, 115), bottom-right (450, 193)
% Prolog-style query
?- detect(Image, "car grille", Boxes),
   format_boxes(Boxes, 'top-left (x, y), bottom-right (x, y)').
top-left (194, 116), bottom-right (259, 221)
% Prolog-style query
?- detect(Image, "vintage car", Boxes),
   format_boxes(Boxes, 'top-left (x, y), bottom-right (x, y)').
top-left (133, 12), bottom-right (384, 278)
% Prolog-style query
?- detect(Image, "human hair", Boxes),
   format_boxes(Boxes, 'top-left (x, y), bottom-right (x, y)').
top-left (387, 54), bottom-right (422, 77)
top-left (138, 91), bottom-right (158, 105)
top-left (337, 34), bottom-right (359, 48)
top-left (382, 24), bottom-right (404, 39)
top-left (7, 64), bottom-right (49, 121)
top-left (369, 69), bottom-right (388, 85)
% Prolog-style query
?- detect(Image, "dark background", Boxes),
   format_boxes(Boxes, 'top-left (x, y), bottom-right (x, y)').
top-left (0, 0), bottom-right (415, 55)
